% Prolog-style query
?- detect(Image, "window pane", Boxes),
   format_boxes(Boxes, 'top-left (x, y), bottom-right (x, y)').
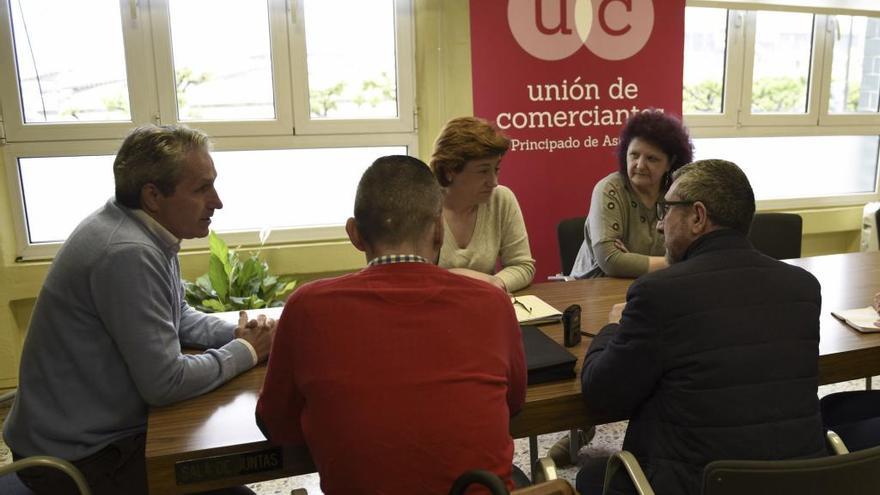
top-left (19, 156), bottom-right (115, 243)
top-left (751, 11), bottom-right (814, 114)
top-left (683, 7), bottom-right (728, 114)
top-left (694, 136), bottom-right (878, 200)
top-left (17, 147), bottom-right (406, 244)
top-left (211, 146), bottom-right (406, 231)
top-left (304, 0), bottom-right (398, 119)
top-left (9, 0), bottom-right (130, 123)
top-left (169, 0), bottom-right (275, 121)
top-left (828, 16), bottom-right (880, 114)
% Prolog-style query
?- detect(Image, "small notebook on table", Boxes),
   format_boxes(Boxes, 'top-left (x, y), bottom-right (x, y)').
top-left (831, 307), bottom-right (880, 333)
top-left (521, 325), bottom-right (577, 385)
top-left (511, 295), bottom-right (563, 325)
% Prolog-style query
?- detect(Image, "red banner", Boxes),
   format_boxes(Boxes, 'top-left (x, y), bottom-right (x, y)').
top-left (469, 0), bottom-right (685, 281)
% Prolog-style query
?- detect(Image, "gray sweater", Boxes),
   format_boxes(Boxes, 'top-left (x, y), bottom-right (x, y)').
top-left (3, 199), bottom-right (253, 460)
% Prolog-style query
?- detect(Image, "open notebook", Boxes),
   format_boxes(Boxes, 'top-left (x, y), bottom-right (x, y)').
top-left (511, 295), bottom-right (563, 325)
top-left (831, 307), bottom-right (880, 333)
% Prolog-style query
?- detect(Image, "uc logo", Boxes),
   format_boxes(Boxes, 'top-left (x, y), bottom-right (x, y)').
top-left (508, 0), bottom-right (654, 61)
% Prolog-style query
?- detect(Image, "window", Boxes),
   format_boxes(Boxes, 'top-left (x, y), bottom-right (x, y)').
top-left (749, 11), bottom-right (814, 115)
top-left (0, 0), bottom-right (416, 259)
top-left (683, 7), bottom-right (728, 115)
top-left (683, 4), bottom-right (880, 208)
top-left (9, 0), bottom-right (130, 124)
top-left (827, 16), bottom-right (880, 115)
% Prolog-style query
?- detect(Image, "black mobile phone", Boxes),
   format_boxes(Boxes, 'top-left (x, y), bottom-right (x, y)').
top-left (563, 304), bottom-right (582, 347)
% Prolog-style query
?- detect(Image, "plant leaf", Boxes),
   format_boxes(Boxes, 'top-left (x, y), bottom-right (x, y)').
top-left (237, 256), bottom-right (260, 294)
top-left (209, 231), bottom-right (232, 278)
top-left (275, 280), bottom-right (297, 299)
top-left (195, 274), bottom-right (213, 294)
top-left (208, 253), bottom-right (230, 302)
top-left (201, 299), bottom-right (226, 313)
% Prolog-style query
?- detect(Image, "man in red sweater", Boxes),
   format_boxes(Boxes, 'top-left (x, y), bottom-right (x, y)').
top-left (256, 155), bottom-right (527, 494)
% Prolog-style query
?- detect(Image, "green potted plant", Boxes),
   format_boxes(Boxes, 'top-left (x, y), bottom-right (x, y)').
top-left (184, 231), bottom-right (297, 313)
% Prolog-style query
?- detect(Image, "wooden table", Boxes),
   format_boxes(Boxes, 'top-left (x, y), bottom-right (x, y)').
top-left (146, 251), bottom-right (880, 493)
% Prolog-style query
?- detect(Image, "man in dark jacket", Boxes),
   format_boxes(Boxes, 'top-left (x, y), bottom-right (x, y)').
top-left (576, 159), bottom-right (826, 495)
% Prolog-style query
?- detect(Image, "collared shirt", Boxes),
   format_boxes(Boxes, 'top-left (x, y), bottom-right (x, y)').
top-left (130, 207), bottom-right (181, 253)
top-left (368, 254), bottom-right (430, 266)
top-left (129, 205), bottom-right (258, 365)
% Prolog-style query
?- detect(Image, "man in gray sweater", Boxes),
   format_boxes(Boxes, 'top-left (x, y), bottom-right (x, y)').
top-left (3, 125), bottom-right (275, 495)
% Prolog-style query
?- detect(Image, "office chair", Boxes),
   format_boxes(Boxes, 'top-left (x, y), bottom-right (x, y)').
top-left (748, 213), bottom-right (802, 260)
top-left (448, 468), bottom-right (576, 495)
top-left (602, 436), bottom-right (880, 495)
top-left (0, 455), bottom-right (92, 495)
top-left (821, 390), bottom-right (880, 453)
top-left (556, 217), bottom-right (586, 276)
top-left (875, 208), bottom-right (880, 248)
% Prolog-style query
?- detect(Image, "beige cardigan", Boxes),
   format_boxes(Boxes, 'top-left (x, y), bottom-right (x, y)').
top-left (438, 185), bottom-right (536, 292)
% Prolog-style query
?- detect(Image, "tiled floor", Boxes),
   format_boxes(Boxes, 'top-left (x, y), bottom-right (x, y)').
top-left (1, 377), bottom-right (876, 494)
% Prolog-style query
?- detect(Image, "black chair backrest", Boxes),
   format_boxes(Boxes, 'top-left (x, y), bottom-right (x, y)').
top-left (748, 213), bottom-right (802, 260)
top-left (557, 217), bottom-right (586, 276)
top-left (875, 208), bottom-right (880, 248)
top-left (702, 444), bottom-right (880, 495)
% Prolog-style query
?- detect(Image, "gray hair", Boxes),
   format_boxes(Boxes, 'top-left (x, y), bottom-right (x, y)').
top-left (671, 159), bottom-right (755, 234)
top-left (354, 155), bottom-right (442, 248)
top-left (113, 125), bottom-right (211, 208)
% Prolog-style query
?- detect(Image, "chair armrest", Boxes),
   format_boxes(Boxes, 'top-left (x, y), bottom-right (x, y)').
top-left (827, 430), bottom-right (850, 455)
top-left (0, 455), bottom-right (91, 495)
top-left (604, 451), bottom-right (655, 495)
top-left (534, 456), bottom-right (558, 482)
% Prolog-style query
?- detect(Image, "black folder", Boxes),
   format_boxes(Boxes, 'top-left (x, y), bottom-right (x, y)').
top-left (521, 325), bottom-right (577, 385)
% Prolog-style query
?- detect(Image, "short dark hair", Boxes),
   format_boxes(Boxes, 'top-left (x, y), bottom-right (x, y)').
top-left (617, 110), bottom-right (693, 189)
top-left (430, 116), bottom-right (510, 187)
top-left (354, 155), bottom-right (442, 248)
top-left (672, 159), bottom-right (756, 234)
top-left (113, 125), bottom-right (210, 208)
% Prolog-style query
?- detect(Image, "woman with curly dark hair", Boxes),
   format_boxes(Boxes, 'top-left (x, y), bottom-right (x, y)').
top-left (570, 109), bottom-right (694, 278)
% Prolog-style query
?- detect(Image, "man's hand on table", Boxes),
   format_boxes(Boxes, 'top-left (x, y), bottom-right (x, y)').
top-left (236, 311), bottom-right (277, 363)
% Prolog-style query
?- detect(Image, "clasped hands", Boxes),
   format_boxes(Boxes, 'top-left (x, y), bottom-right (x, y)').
top-left (235, 311), bottom-right (277, 363)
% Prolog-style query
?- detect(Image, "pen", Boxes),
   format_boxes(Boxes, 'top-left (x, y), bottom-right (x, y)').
top-left (513, 297), bottom-right (533, 314)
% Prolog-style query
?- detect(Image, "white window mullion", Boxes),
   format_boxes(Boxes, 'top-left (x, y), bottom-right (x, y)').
top-left (806, 14), bottom-right (829, 123)
top-left (123, 0), bottom-right (161, 127)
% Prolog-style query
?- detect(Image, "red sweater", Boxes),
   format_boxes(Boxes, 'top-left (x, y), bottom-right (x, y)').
top-left (256, 262), bottom-right (526, 494)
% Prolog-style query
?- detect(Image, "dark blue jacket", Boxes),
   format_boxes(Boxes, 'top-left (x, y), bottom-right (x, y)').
top-left (581, 228), bottom-right (826, 495)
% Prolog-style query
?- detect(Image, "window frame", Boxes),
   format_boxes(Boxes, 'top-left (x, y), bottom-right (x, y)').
top-left (684, 1), bottom-right (880, 209)
top-left (148, 0), bottom-right (296, 137)
top-left (680, 8), bottom-right (743, 128)
top-left (0, 0), bottom-right (418, 260)
top-left (737, 11), bottom-right (827, 126)
top-left (816, 14), bottom-right (880, 126)
top-left (288, 0), bottom-right (416, 135)
top-left (0, 0), bottom-right (158, 141)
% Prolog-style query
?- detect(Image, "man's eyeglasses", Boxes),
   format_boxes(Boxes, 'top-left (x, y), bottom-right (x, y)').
top-left (656, 200), bottom-right (697, 220)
